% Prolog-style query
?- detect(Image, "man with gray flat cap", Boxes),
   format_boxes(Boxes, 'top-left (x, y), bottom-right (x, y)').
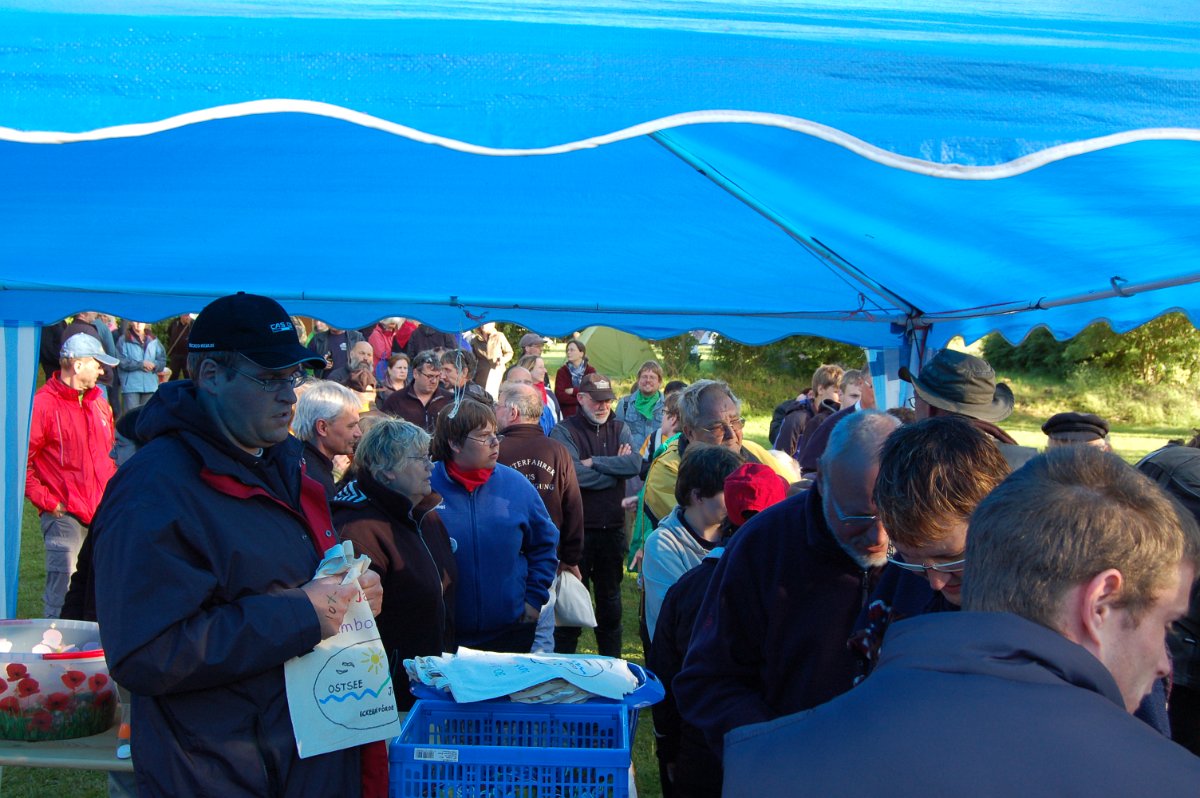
top-left (1043, 411), bottom-right (1112, 451)
top-left (93, 292), bottom-right (385, 797)
top-left (899, 348), bottom-right (1036, 469)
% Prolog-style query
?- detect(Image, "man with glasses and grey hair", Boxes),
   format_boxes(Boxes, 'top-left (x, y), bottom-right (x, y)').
top-left (294, 380), bottom-right (363, 498)
top-left (674, 410), bottom-right (899, 763)
top-left (380, 349), bottom-right (452, 432)
top-left (92, 292), bottom-right (384, 797)
top-left (723, 445), bottom-right (1200, 795)
top-left (641, 379), bottom-right (797, 539)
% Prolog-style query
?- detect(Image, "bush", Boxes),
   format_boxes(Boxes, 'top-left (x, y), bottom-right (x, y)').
top-left (711, 335), bottom-right (864, 382)
top-left (982, 313), bottom-right (1200, 386)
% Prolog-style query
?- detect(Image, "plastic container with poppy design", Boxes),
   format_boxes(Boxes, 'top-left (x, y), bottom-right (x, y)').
top-left (0, 619), bottom-right (115, 741)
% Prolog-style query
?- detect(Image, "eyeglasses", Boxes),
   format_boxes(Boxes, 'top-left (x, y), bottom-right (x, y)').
top-left (887, 549), bottom-right (966, 575)
top-left (466, 434), bottom-right (501, 447)
top-left (228, 366), bottom-right (305, 393)
top-left (415, 370), bottom-right (442, 380)
top-left (403, 454), bottom-right (435, 467)
top-left (700, 417), bottom-right (746, 438)
top-left (825, 487), bottom-right (879, 534)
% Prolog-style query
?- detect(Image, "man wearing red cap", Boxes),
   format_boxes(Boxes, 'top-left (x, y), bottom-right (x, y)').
top-left (92, 293), bottom-right (384, 798)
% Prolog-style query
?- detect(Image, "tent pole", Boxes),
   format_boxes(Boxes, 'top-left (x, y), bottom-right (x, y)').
top-left (916, 272), bottom-right (1200, 323)
top-left (649, 130), bottom-right (922, 319)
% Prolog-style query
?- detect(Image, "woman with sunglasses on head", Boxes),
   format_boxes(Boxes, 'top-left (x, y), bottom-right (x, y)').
top-left (429, 399), bottom-right (559, 653)
top-left (332, 418), bottom-right (457, 709)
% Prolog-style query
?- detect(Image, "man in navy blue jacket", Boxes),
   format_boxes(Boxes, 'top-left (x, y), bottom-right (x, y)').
top-left (723, 445), bottom-right (1200, 796)
top-left (94, 293), bottom-right (384, 798)
top-left (673, 410), bottom-right (901, 757)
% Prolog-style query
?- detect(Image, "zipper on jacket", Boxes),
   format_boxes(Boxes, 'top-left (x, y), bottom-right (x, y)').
top-left (254, 716), bottom-right (281, 795)
top-left (469, 490), bottom-right (482, 635)
top-left (414, 512), bottom-right (449, 647)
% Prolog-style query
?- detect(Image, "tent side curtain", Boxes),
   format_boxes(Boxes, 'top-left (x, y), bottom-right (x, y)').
top-left (0, 323), bottom-right (40, 618)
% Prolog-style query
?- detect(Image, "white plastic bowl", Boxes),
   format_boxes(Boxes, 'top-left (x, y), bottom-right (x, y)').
top-left (0, 619), bottom-right (115, 741)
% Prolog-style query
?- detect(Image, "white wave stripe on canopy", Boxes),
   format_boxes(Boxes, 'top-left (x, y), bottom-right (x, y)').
top-left (7, 99), bottom-right (1199, 181)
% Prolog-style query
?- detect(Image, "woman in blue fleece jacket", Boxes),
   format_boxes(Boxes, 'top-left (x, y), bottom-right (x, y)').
top-left (429, 398), bottom-right (559, 652)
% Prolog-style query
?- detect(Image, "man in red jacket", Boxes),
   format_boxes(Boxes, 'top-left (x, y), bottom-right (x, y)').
top-left (26, 333), bottom-right (119, 617)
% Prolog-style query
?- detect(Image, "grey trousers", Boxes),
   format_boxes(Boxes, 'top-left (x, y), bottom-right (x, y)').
top-left (39, 512), bottom-right (86, 618)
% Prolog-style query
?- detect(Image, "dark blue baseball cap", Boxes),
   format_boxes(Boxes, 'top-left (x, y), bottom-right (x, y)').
top-left (188, 292), bottom-right (325, 370)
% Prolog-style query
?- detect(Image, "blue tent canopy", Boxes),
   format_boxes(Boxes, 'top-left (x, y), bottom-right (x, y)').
top-left (3, 1), bottom-right (1199, 346)
top-left (1, 0), bottom-right (1199, 614)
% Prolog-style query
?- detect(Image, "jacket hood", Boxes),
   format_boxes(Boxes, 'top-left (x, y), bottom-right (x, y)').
top-left (135, 379), bottom-right (217, 443)
top-left (881, 611), bottom-right (1126, 708)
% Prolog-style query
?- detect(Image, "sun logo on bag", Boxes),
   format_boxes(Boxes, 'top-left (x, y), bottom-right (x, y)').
top-left (361, 648), bottom-right (385, 675)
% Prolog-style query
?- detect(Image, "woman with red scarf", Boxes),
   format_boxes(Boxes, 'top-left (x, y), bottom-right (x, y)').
top-left (516, 354), bottom-right (562, 432)
top-left (429, 399), bottom-right (559, 653)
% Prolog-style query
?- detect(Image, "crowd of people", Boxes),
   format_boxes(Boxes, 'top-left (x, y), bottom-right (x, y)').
top-left (22, 293), bottom-right (1200, 796)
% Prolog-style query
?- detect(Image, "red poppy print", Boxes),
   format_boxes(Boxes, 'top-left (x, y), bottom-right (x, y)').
top-left (93, 690), bottom-right (115, 708)
top-left (28, 711), bottom-right (52, 732)
top-left (45, 692), bottom-right (71, 713)
top-left (87, 673), bottom-right (108, 692)
top-left (61, 671), bottom-right (86, 691)
top-left (16, 678), bottom-right (40, 698)
top-left (6, 663), bottom-right (27, 681)
top-left (0, 696), bottom-right (19, 715)
top-left (0, 677), bottom-right (7, 695)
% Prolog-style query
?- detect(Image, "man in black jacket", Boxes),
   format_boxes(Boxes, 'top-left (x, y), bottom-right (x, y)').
top-left (550, 373), bottom-right (641, 656)
top-left (306, 325), bottom-right (364, 379)
top-left (294, 380), bottom-right (363, 498)
top-left (92, 292), bottom-right (383, 797)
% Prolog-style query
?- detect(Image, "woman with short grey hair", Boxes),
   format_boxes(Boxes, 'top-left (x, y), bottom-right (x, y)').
top-left (332, 418), bottom-right (457, 708)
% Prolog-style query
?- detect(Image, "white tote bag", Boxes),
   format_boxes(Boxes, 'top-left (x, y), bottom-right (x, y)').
top-left (553, 570), bottom-right (598, 628)
top-left (284, 542), bottom-right (402, 758)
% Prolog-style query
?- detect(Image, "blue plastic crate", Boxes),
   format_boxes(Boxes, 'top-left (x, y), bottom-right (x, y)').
top-left (391, 700), bottom-right (634, 798)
